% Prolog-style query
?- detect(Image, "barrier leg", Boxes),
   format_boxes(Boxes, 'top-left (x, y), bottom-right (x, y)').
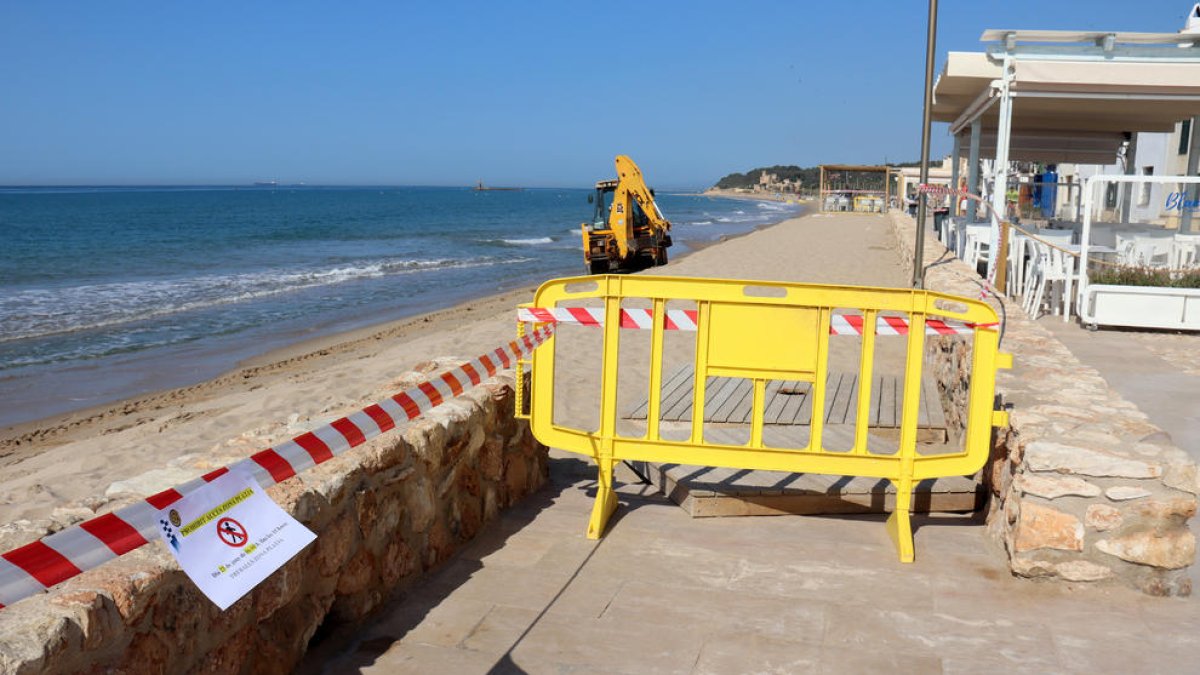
top-left (886, 477), bottom-right (915, 563)
top-left (587, 457), bottom-right (618, 539)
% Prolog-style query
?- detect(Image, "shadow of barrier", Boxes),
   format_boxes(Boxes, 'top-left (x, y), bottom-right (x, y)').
top-left (517, 275), bottom-right (1011, 562)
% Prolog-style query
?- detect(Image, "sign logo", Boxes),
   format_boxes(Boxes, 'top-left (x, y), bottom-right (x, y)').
top-left (1165, 192), bottom-right (1199, 212)
top-left (159, 518), bottom-right (180, 551)
top-left (168, 509), bottom-right (182, 527)
top-left (216, 517), bottom-right (248, 547)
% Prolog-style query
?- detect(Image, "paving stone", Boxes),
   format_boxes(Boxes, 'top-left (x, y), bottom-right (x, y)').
top-left (361, 642), bottom-right (499, 674)
top-left (598, 580), bottom-right (827, 642)
top-left (459, 604), bottom-right (540, 655)
top-left (693, 632), bottom-right (822, 674)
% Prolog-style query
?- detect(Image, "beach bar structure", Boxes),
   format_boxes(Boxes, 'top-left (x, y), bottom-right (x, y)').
top-left (817, 165), bottom-right (891, 213)
top-left (931, 27), bottom-right (1200, 277)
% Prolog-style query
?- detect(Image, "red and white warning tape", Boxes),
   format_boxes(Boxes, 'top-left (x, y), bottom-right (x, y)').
top-left (517, 307), bottom-right (991, 336)
top-left (0, 326), bottom-right (553, 610)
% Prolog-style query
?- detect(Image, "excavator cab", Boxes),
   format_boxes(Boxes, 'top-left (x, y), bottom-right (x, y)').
top-left (581, 156), bottom-right (672, 274)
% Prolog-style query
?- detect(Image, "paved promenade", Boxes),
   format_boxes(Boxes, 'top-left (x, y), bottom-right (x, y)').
top-left (318, 451), bottom-right (1198, 673)
top-left (313, 213), bottom-right (1199, 673)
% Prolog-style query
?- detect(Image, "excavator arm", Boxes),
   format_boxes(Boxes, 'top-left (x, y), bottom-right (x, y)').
top-left (608, 155), bottom-right (671, 259)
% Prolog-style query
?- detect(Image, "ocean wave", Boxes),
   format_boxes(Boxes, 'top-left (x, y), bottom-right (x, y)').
top-left (0, 257), bottom-right (527, 342)
top-left (496, 237), bottom-right (554, 245)
top-left (756, 202), bottom-right (789, 211)
top-left (688, 220), bottom-right (714, 226)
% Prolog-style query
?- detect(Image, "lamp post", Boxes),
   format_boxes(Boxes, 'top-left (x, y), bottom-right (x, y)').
top-left (912, 0), bottom-right (939, 288)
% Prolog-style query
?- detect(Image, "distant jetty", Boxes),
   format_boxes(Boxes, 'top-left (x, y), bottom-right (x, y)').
top-left (474, 181), bottom-right (521, 191)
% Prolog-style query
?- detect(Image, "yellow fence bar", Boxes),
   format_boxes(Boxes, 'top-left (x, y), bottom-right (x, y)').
top-left (519, 275), bottom-right (1010, 562)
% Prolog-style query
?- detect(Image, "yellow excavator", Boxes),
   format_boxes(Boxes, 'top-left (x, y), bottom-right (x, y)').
top-left (581, 155), bottom-right (673, 274)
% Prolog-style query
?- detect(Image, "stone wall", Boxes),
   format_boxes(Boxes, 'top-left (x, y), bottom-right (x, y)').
top-left (890, 212), bottom-right (1198, 596)
top-left (0, 370), bottom-right (548, 674)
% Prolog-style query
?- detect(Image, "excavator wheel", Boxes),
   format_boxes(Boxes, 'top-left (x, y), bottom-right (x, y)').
top-left (588, 259), bottom-right (608, 275)
top-left (655, 248), bottom-right (668, 266)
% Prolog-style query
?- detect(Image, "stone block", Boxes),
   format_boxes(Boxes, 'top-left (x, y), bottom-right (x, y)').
top-left (1135, 496), bottom-right (1198, 521)
top-left (1105, 486), bottom-right (1151, 501)
top-left (1012, 502), bottom-right (1084, 553)
top-left (1054, 560), bottom-right (1112, 582)
top-left (335, 548), bottom-right (376, 595)
top-left (1096, 528), bottom-right (1196, 570)
top-left (1023, 442), bottom-right (1162, 479)
top-left (1085, 504), bottom-right (1123, 531)
top-left (1013, 473), bottom-right (1100, 499)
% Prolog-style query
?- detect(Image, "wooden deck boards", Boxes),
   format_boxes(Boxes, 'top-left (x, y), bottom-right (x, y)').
top-left (624, 365), bottom-right (947, 434)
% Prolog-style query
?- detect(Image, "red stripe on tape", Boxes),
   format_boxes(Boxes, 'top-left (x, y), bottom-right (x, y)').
top-left (417, 381), bottom-right (443, 407)
top-left (145, 489), bottom-right (183, 510)
top-left (202, 467), bottom-right (229, 482)
top-left (393, 393), bottom-right (422, 419)
top-left (479, 354), bottom-right (496, 375)
top-left (882, 316), bottom-right (909, 334)
top-left (844, 314), bottom-right (865, 333)
top-left (927, 319), bottom-right (957, 335)
top-left (442, 372), bottom-right (464, 397)
top-left (294, 432), bottom-right (333, 465)
top-left (663, 313), bottom-right (679, 331)
top-left (331, 418), bottom-right (366, 448)
top-left (79, 514), bottom-right (147, 556)
top-left (363, 404), bottom-right (395, 433)
top-left (494, 347), bottom-right (511, 369)
top-left (3, 541), bottom-right (82, 589)
top-left (567, 307), bottom-right (600, 326)
top-left (461, 362), bottom-right (481, 385)
top-left (252, 449), bottom-right (296, 483)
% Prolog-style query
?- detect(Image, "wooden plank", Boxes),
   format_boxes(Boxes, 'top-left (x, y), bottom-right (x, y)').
top-left (702, 377), bottom-right (739, 422)
top-left (660, 372), bottom-right (699, 420)
top-left (625, 364), bottom-right (690, 418)
top-left (762, 381), bottom-right (791, 424)
top-left (718, 379), bottom-right (753, 424)
top-left (778, 380), bottom-right (809, 424)
top-left (877, 374), bottom-right (895, 427)
top-left (796, 378), bottom-right (815, 426)
top-left (831, 373), bottom-right (857, 425)
top-left (822, 372), bottom-right (844, 424)
top-left (675, 375), bottom-right (717, 423)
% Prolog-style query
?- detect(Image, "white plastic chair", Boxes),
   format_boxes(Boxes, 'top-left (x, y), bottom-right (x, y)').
top-left (1030, 228), bottom-right (1074, 247)
top-left (1172, 233), bottom-right (1200, 269)
top-left (1023, 240), bottom-right (1081, 320)
top-left (1128, 234), bottom-right (1173, 268)
top-left (1006, 231), bottom-right (1028, 298)
top-left (1114, 231), bottom-right (1140, 266)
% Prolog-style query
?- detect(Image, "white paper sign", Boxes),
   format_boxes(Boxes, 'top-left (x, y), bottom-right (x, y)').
top-left (156, 471), bottom-right (316, 610)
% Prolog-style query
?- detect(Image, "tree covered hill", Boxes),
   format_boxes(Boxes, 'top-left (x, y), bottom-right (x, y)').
top-left (713, 162), bottom-right (922, 190)
top-left (714, 165), bottom-right (818, 190)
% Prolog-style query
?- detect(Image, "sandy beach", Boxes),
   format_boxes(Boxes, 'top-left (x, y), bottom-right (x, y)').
top-left (0, 209), bottom-right (903, 535)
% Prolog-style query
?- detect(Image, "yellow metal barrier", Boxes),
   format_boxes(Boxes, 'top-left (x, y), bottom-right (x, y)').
top-left (517, 275), bottom-right (1010, 562)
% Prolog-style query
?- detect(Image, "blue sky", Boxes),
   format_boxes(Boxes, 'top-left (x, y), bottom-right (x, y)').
top-left (0, 1), bottom-right (1193, 188)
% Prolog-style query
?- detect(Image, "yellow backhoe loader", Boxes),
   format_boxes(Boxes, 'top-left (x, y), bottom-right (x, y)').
top-left (581, 155), bottom-right (672, 274)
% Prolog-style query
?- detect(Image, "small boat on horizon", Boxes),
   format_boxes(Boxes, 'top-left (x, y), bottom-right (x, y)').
top-left (474, 181), bottom-right (521, 191)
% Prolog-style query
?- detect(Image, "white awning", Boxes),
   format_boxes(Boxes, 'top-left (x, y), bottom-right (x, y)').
top-left (932, 36), bottom-right (1200, 163)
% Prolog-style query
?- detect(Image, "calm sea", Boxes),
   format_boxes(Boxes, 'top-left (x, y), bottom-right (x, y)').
top-left (0, 186), bottom-right (803, 427)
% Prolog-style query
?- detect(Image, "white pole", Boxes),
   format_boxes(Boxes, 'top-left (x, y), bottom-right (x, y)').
top-left (967, 119), bottom-right (981, 221)
top-left (987, 55), bottom-right (1014, 280)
